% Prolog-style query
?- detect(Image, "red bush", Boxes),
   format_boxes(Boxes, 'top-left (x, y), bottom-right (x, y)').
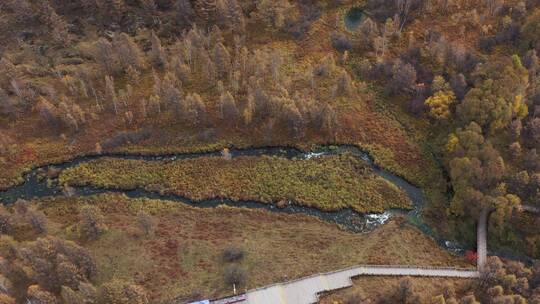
top-left (465, 250), bottom-right (478, 263)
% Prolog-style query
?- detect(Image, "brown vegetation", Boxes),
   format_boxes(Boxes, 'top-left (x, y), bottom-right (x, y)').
top-left (324, 256), bottom-right (540, 304)
top-left (59, 154), bottom-right (412, 213)
top-left (0, 193), bottom-right (470, 302)
top-left (3, 0), bottom-right (540, 301)
top-left (0, 0), bottom-right (437, 200)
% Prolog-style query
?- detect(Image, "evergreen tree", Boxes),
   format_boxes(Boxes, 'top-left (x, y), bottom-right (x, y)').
top-left (113, 33), bottom-right (145, 71)
top-left (149, 30), bottom-right (167, 68)
top-left (105, 76), bottom-right (118, 115)
top-left (219, 91), bottom-right (239, 122)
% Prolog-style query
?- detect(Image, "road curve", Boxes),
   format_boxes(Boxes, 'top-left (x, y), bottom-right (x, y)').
top-left (244, 265), bottom-right (478, 304)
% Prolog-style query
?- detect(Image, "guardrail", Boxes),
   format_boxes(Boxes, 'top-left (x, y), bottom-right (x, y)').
top-left (245, 264), bottom-right (477, 293)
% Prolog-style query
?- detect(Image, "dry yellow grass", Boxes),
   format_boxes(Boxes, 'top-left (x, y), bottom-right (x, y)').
top-left (319, 276), bottom-right (475, 303)
top-left (36, 193), bottom-right (471, 302)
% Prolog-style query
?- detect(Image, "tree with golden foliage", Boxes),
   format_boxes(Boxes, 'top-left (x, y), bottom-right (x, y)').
top-left (425, 90), bottom-right (456, 120)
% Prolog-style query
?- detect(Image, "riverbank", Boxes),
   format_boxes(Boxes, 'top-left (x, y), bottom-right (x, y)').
top-left (31, 194), bottom-right (471, 302)
top-left (1, 145), bottom-right (425, 232)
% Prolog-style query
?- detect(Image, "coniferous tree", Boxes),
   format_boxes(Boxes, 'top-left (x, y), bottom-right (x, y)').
top-left (320, 104), bottom-right (338, 137)
top-left (450, 73), bottom-right (468, 100)
top-left (183, 93), bottom-right (207, 126)
top-left (36, 97), bottom-right (60, 128)
top-left (160, 72), bottom-right (182, 107)
top-left (149, 95), bottom-right (162, 115)
top-left (195, 0), bottom-right (217, 22)
top-left (219, 91), bottom-right (239, 122)
top-left (126, 65), bottom-right (141, 85)
top-left (95, 0), bottom-right (126, 21)
top-left (243, 94), bottom-right (255, 125)
top-left (149, 31), bottom-right (167, 68)
top-left (95, 38), bottom-right (120, 75)
top-left (105, 76), bottom-right (118, 115)
top-left (37, 2), bottom-right (71, 46)
top-left (335, 70), bottom-right (354, 97)
top-left (216, 0), bottom-right (245, 32)
top-left (175, 0), bottom-right (196, 24)
top-left (214, 43), bottom-right (231, 79)
top-left (172, 58), bottom-right (191, 83)
top-left (254, 0), bottom-right (294, 30)
top-left (113, 33), bottom-right (145, 72)
top-left (281, 102), bottom-right (304, 138)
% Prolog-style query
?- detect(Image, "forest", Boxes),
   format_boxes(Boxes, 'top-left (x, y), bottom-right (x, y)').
top-left (2, 0), bottom-right (540, 303)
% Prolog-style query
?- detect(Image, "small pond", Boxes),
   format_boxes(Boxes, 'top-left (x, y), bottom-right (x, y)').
top-left (345, 7), bottom-right (366, 31)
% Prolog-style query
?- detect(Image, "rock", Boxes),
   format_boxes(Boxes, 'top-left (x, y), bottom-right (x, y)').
top-left (277, 200), bottom-right (288, 209)
top-left (46, 166), bottom-right (61, 179)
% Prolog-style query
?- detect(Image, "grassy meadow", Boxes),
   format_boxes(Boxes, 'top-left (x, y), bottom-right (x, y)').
top-left (34, 194), bottom-right (470, 302)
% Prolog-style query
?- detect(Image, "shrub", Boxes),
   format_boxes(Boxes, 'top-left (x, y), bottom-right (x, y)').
top-left (61, 286), bottom-right (85, 304)
top-left (137, 211), bottom-right (155, 237)
top-left (100, 129), bottom-right (151, 151)
top-left (27, 209), bottom-right (47, 234)
top-left (389, 60), bottom-right (417, 95)
top-left (222, 245), bottom-right (245, 263)
top-left (78, 205), bottom-right (107, 241)
top-left (397, 277), bottom-right (414, 302)
top-left (286, 3), bottom-right (321, 39)
top-left (27, 285), bottom-right (57, 304)
top-left (13, 199), bottom-right (29, 216)
top-left (331, 32), bottom-right (353, 52)
top-left (0, 235), bottom-right (18, 260)
top-left (344, 288), bottom-right (370, 304)
top-left (0, 294), bottom-right (16, 304)
top-left (224, 264), bottom-right (246, 286)
top-left (0, 206), bottom-right (12, 235)
top-left (98, 279), bottom-right (148, 304)
top-left (254, 0), bottom-right (295, 30)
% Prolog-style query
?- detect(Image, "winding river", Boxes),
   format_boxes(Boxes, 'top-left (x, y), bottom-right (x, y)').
top-left (0, 145), bottom-right (465, 252)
